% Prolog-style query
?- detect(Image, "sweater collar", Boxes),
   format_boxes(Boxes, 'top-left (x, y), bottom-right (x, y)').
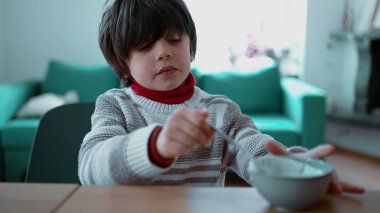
top-left (130, 73), bottom-right (195, 104)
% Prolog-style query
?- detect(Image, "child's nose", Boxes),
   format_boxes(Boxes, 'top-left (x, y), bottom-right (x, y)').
top-left (157, 51), bottom-right (172, 61)
top-left (156, 44), bottom-right (172, 61)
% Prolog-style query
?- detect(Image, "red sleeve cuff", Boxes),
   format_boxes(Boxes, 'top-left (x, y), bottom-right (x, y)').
top-left (148, 126), bottom-right (175, 168)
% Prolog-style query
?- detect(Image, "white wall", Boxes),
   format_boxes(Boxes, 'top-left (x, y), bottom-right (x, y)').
top-left (2, 0), bottom-right (107, 83)
top-left (0, 0), bottom-right (5, 83)
top-left (303, 0), bottom-right (357, 114)
top-left (304, 0), bottom-right (378, 114)
top-left (304, 0), bottom-right (342, 112)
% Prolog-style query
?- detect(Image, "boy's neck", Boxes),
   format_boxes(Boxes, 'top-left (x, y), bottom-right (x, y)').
top-left (130, 73), bottom-right (195, 104)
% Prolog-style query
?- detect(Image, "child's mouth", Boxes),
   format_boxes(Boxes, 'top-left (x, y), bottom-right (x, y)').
top-left (158, 65), bottom-right (177, 74)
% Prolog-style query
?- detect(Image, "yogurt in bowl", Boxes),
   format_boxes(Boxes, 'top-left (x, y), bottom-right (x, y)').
top-left (248, 155), bottom-right (334, 210)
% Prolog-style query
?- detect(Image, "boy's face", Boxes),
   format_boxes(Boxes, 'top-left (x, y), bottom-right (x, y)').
top-left (127, 32), bottom-right (191, 91)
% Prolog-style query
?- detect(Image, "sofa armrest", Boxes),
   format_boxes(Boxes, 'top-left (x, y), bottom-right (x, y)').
top-left (281, 78), bottom-right (326, 149)
top-left (0, 81), bottom-right (41, 126)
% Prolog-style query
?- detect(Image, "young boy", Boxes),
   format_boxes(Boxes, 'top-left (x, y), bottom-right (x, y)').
top-left (79, 0), bottom-right (363, 194)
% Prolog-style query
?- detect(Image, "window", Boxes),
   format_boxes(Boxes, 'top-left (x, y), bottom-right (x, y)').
top-left (185, 0), bottom-right (306, 76)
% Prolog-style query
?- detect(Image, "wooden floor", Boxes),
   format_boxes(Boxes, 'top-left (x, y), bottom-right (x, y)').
top-left (225, 147), bottom-right (380, 190)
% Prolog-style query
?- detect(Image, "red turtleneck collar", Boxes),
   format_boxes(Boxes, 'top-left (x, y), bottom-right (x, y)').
top-left (130, 73), bottom-right (195, 104)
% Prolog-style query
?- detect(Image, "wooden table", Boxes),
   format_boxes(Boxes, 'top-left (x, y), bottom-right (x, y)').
top-left (0, 183), bottom-right (78, 212)
top-left (1, 183), bottom-right (378, 212)
top-left (57, 186), bottom-right (379, 213)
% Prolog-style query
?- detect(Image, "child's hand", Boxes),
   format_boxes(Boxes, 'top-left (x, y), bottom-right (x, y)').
top-left (156, 107), bottom-right (215, 159)
top-left (265, 141), bottom-right (365, 195)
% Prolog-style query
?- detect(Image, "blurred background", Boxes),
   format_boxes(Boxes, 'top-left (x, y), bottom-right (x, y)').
top-left (0, 0), bottom-right (380, 157)
top-left (1, 0), bottom-right (378, 115)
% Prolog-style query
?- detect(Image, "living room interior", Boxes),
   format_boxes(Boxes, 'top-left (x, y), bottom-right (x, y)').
top-left (0, 0), bottom-right (379, 190)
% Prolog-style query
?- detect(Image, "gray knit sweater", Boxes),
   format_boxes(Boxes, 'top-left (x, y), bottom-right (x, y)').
top-left (79, 87), bottom-right (296, 186)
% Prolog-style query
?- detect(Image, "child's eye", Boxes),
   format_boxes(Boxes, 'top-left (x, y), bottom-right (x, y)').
top-left (164, 30), bottom-right (183, 44)
top-left (170, 38), bottom-right (181, 43)
top-left (169, 37), bottom-right (182, 43)
top-left (136, 44), bottom-right (152, 51)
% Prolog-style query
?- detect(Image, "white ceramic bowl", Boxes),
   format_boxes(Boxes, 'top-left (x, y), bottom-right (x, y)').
top-left (248, 155), bottom-right (334, 210)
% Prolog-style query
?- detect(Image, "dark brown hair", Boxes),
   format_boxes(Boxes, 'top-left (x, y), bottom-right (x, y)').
top-left (99, 0), bottom-right (197, 84)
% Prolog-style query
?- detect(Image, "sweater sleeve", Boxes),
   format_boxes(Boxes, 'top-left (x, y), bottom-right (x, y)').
top-left (148, 126), bottom-right (175, 167)
top-left (78, 94), bottom-right (170, 185)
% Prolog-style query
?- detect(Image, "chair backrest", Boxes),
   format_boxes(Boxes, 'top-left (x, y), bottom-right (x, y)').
top-left (25, 102), bottom-right (95, 183)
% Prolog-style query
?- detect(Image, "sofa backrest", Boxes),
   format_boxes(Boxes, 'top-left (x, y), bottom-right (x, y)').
top-left (42, 60), bottom-right (120, 102)
top-left (196, 64), bottom-right (282, 114)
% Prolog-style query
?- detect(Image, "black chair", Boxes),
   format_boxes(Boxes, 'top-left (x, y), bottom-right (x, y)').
top-left (25, 102), bottom-right (95, 183)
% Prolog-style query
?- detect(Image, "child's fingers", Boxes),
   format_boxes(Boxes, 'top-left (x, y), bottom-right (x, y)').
top-left (179, 107), bottom-right (214, 142)
top-left (327, 171), bottom-right (365, 194)
top-left (157, 129), bottom-right (195, 158)
top-left (165, 108), bottom-right (213, 147)
top-left (170, 123), bottom-right (209, 147)
top-left (173, 115), bottom-right (211, 145)
top-left (196, 107), bottom-right (209, 117)
top-left (328, 172), bottom-right (343, 195)
top-left (328, 181), bottom-right (342, 195)
top-left (157, 107), bottom-right (215, 158)
top-left (192, 108), bottom-right (214, 136)
top-left (265, 140), bottom-right (290, 156)
top-left (164, 139), bottom-right (194, 156)
top-left (340, 182), bottom-right (365, 194)
top-left (304, 144), bottom-right (335, 158)
top-left (157, 136), bottom-right (191, 158)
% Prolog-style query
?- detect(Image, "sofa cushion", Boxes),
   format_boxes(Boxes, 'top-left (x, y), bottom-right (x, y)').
top-left (42, 60), bottom-right (120, 102)
top-left (0, 81), bottom-right (40, 127)
top-left (1, 119), bottom-right (40, 148)
top-left (16, 91), bottom-right (79, 118)
top-left (199, 64), bottom-right (282, 114)
top-left (250, 114), bottom-right (300, 146)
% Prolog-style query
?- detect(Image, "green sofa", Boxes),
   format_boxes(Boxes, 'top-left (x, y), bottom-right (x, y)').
top-left (192, 61), bottom-right (326, 149)
top-left (0, 60), bottom-right (120, 182)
